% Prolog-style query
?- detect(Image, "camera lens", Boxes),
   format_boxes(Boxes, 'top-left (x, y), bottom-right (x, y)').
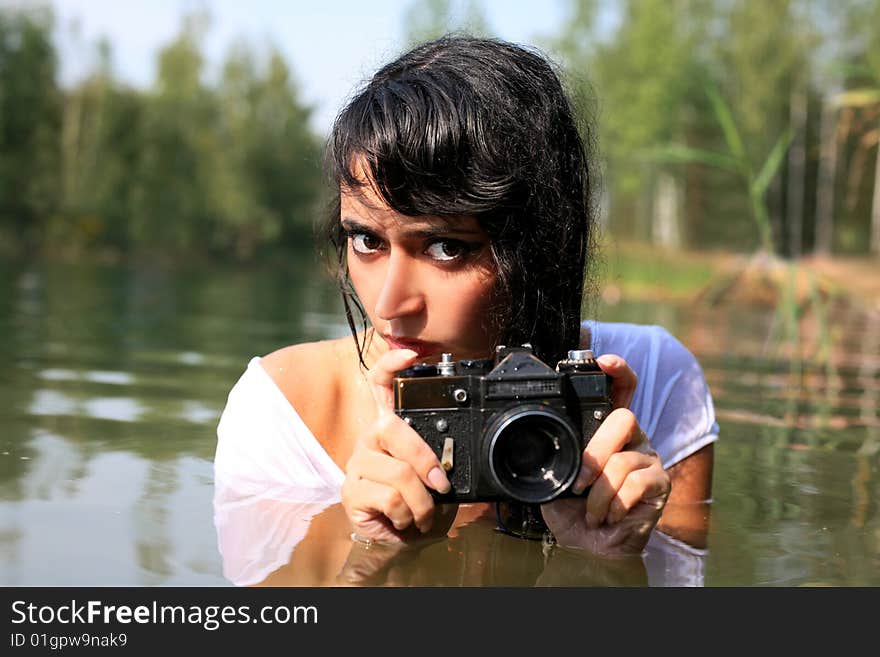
top-left (486, 406), bottom-right (581, 504)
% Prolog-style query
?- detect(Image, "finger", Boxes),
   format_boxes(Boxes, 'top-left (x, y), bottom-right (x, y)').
top-left (367, 348), bottom-right (419, 414)
top-left (606, 463), bottom-right (670, 525)
top-left (584, 450), bottom-right (657, 528)
top-left (572, 408), bottom-right (643, 494)
top-left (369, 412), bottom-right (451, 493)
top-left (596, 354), bottom-right (637, 409)
top-left (342, 476), bottom-right (416, 532)
top-left (346, 448), bottom-right (436, 533)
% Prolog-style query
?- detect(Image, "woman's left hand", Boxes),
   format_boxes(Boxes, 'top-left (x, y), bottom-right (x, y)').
top-left (541, 354), bottom-right (671, 557)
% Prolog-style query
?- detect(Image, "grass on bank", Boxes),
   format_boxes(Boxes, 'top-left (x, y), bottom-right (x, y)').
top-left (597, 240), bottom-right (721, 303)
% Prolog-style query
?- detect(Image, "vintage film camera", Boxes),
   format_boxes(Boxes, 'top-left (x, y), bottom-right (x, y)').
top-left (393, 344), bottom-right (613, 504)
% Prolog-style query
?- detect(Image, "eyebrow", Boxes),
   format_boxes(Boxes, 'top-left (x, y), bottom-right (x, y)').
top-left (340, 218), bottom-right (483, 239)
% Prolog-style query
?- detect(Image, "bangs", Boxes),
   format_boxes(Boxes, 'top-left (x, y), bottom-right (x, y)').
top-left (328, 70), bottom-right (514, 219)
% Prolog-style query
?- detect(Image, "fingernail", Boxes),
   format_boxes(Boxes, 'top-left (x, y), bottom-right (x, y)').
top-left (571, 465), bottom-right (595, 495)
top-left (596, 355), bottom-right (616, 367)
top-left (428, 467), bottom-right (451, 493)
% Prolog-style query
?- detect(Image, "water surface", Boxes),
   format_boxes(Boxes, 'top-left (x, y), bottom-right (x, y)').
top-left (1, 255), bottom-right (877, 586)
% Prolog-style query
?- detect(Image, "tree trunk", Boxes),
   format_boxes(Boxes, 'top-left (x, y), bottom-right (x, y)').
top-left (638, 167), bottom-right (653, 242)
top-left (786, 84), bottom-right (807, 259)
top-left (814, 99), bottom-right (839, 256)
top-left (871, 126), bottom-right (880, 256)
top-left (652, 171), bottom-right (682, 249)
top-left (60, 88), bottom-right (82, 211)
top-left (770, 161), bottom-right (783, 255)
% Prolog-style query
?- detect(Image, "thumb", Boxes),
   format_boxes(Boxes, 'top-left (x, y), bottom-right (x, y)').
top-left (367, 348), bottom-right (420, 414)
top-left (595, 354), bottom-right (637, 409)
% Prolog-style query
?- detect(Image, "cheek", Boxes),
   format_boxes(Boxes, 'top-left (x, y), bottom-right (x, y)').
top-left (448, 272), bottom-right (498, 325)
top-left (346, 253), bottom-right (376, 303)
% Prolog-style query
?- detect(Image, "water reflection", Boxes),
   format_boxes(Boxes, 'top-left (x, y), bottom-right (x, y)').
top-left (28, 389), bottom-right (78, 416)
top-left (82, 397), bottom-right (145, 423)
top-left (0, 254), bottom-right (344, 585)
top-left (0, 428), bottom-right (225, 585)
top-left (213, 483), bottom-right (710, 587)
top-left (39, 369), bottom-right (134, 384)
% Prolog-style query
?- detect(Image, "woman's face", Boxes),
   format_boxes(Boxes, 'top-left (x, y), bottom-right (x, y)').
top-left (341, 180), bottom-right (498, 362)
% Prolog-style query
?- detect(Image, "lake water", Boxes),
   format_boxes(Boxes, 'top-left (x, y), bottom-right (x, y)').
top-left (1, 253), bottom-right (877, 586)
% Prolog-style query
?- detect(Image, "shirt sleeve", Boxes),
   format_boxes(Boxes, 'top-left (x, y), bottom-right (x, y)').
top-left (587, 322), bottom-right (719, 469)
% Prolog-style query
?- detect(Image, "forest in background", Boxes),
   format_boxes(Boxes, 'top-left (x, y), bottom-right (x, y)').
top-left (1, 0), bottom-right (878, 263)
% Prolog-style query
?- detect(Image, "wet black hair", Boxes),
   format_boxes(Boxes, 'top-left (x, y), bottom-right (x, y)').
top-left (321, 34), bottom-right (599, 367)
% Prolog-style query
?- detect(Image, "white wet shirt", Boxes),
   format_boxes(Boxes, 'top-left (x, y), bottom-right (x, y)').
top-left (213, 320), bottom-right (719, 585)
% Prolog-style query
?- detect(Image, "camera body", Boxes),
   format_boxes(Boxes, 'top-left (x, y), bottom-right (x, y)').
top-left (393, 345), bottom-right (612, 504)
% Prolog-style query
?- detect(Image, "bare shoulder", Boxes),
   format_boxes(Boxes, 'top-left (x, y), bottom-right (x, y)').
top-left (259, 338), bottom-right (351, 418)
top-left (259, 337), bottom-right (364, 468)
top-left (261, 339), bottom-right (342, 378)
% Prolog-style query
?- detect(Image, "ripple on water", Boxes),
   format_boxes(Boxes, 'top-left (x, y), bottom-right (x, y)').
top-left (82, 397), bottom-right (145, 423)
top-left (27, 389), bottom-right (145, 423)
top-left (84, 371), bottom-right (135, 385)
top-left (177, 351), bottom-right (205, 365)
top-left (38, 369), bottom-right (80, 382)
top-left (28, 389), bottom-right (77, 416)
top-left (38, 369), bottom-right (135, 386)
top-left (178, 401), bottom-right (220, 424)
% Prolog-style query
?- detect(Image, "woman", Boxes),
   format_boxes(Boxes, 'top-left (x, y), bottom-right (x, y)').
top-left (214, 36), bottom-right (717, 564)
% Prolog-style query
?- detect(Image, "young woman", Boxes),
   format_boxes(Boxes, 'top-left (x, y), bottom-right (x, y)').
top-left (214, 36), bottom-right (717, 569)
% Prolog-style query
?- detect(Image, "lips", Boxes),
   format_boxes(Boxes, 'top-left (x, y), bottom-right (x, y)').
top-left (382, 335), bottom-right (443, 358)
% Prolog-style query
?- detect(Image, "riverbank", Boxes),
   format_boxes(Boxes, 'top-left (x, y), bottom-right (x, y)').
top-left (803, 254), bottom-right (880, 312)
top-left (601, 242), bottom-right (880, 314)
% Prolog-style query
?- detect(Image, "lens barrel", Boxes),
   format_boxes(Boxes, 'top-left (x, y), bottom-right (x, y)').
top-left (485, 405), bottom-right (581, 504)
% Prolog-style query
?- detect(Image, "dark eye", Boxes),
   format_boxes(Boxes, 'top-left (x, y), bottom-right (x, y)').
top-left (425, 240), bottom-right (466, 261)
top-left (351, 233), bottom-right (382, 254)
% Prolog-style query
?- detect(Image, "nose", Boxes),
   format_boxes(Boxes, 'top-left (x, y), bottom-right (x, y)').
top-left (374, 250), bottom-right (425, 321)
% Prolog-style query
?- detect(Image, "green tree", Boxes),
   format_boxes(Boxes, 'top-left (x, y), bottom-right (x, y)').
top-left (214, 43), bottom-right (322, 259)
top-left (402, 0), bottom-right (491, 46)
top-left (713, 0), bottom-right (817, 254)
top-left (0, 6), bottom-right (60, 252)
top-left (554, 0), bottom-right (712, 245)
top-left (841, 0), bottom-right (880, 255)
top-left (128, 14), bottom-right (218, 252)
top-left (654, 83), bottom-right (794, 256)
top-left (57, 39), bottom-right (146, 253)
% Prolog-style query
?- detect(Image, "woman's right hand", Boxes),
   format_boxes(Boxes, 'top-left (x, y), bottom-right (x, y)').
top-left (341, 349), bottom-right (455, 545)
